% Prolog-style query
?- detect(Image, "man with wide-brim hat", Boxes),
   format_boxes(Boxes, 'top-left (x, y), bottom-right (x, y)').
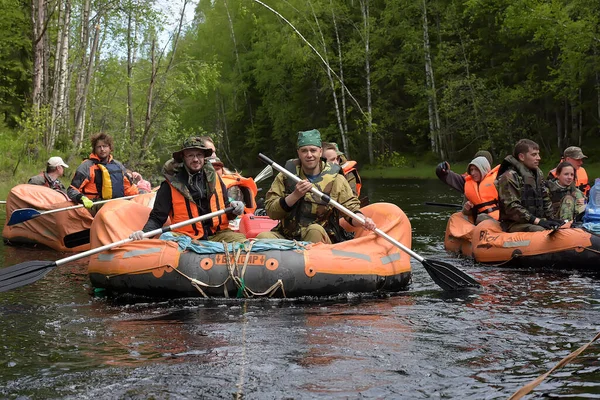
top-left (130, 136), bottom-right (247, 243)
top-left (548, 146), bottom-right (590, 197)
top-left (257, 129), bottom-right (375, 244)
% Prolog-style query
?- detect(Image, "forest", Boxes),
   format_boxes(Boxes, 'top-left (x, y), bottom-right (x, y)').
top-left (1, 0), bottom-right (599, 178)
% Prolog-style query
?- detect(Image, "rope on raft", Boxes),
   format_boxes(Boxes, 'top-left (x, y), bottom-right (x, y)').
top-left (172, 239), bottom-right (287, 298)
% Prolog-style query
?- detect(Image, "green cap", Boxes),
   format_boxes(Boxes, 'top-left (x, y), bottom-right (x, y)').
top-left (330, 142), bottom-right (344, 156)
top-left (172, 136), bottom-right (213, 162)
top-left (297, 129), bottom-right (322, 148)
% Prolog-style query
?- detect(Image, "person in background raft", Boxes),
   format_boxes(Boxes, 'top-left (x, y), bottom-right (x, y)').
top-left (28, 156), bottom-right (69, 192)
top-left (547, 146), bottom-right (590, 198)
top-left (256, 129), bottom-right (375, 244)
top-left (130, 137), bottom-right (246, 243)
top-left (67, 132), bottom-right (139, 211)
top-left (322, 142), bottom-right (362, 197)
top-left (545, 161), bottom-right (586, 223)
top-left (210, 157), bottom-right (244, 204)
top-left (435, 150), bottom-right (494, 194)
top-left (461, 156), bottom-right (500, 224)
top-left (496, 139), bottom-right (563, 232)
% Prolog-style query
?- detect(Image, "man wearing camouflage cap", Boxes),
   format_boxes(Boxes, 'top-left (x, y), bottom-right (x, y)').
top-left (130, 137), bottom-right (246, 242)
top-left (547, 146), bottom-right (590, 197)
top-left (257, 129), bottom-right (375, 244)
top-left (322, 142), bottom-right (362, 197)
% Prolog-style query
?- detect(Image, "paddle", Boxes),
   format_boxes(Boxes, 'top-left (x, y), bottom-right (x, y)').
top-left (254, 165), bottom-right (273, 184)
top-left (7, 195), bottom-right (140, 226)
top-left (425, 201), bottom-right (462, 209)
top-left (0, 207), bottom-right (233, 293)
top-left (0, 201), bottom-right (5, 204)
top-left (258, 153), bottom-right (481, 291)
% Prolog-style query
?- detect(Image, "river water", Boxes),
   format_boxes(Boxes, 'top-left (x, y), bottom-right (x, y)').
top-left (1, 179), bottom-right (599, 399)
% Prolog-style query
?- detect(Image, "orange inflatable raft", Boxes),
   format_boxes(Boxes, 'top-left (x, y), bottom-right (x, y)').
top-left (2, 185), bottom-right (155, 252)
top-left (444, 212), bottom-right (600, 270)
top-left (88, 200), bottom-right (413, 298)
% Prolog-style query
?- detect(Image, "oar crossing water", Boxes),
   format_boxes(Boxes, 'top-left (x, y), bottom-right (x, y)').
top-left (0, 207), bottom-right (233, 293)
top-left (258, 153), bottom-right (481, 291)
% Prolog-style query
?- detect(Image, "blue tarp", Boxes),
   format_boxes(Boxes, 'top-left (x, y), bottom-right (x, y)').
top-left (582, 222), bottom-right (600, 234)
top-left (159, 232), bottom-right (309, 254)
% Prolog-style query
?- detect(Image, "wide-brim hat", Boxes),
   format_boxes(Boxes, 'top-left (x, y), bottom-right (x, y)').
top-left (172, 137), bottom-right (214, 162)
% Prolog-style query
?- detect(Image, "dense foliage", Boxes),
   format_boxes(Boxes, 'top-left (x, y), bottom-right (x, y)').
top-left (0, 0), bottom-right (599, 176)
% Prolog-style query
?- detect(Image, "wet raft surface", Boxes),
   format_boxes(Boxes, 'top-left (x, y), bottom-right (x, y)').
top-left (1, 179), bottom-right (599, 398)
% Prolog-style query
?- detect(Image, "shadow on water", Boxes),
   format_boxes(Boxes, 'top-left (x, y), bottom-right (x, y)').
top-left (1, 179), bottom-right (600, 399)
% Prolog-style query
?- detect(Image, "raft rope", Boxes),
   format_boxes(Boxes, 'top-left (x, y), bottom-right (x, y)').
top-left (508, 331), bottom-right (600, 399)
top-left (170, 239), bottom-right (287, 298)
top-left (483, 245), bottom-right (600, 268)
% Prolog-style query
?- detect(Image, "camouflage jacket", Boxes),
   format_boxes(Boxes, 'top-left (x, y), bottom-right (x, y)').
top-left (263, 159), bottom-right (360, 240)
top-left (546, 180), bottom-right (586, 221)
top-left (496, 155), bottom-right (553, 225)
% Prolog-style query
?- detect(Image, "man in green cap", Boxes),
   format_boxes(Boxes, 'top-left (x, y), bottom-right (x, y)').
top-left (130, 136), bottom-right (246, 242)
top-left (257, 129), bottom-right (375, 244)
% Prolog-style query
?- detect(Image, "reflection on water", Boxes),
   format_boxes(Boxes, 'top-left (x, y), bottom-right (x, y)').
top-left (1, 179), bottom-right (599, 398)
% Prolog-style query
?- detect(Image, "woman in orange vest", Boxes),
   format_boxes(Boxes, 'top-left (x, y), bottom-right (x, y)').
top-left (462, 156), bottom-right (501, 224)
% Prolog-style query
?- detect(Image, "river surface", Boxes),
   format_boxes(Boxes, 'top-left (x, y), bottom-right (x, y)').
top-left (1, 179), bottom-right (599, 399)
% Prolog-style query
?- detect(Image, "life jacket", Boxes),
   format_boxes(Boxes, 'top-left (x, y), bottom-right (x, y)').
top-left (220, 173), bottom-right (258, 214)
top-left (498, 156), bottom-right (546, 220)
top-left (280, 159), bottom-right (341, 239)
top-left (78, 154), bottom-right (132, 200)
top-left (167, 166), bottom-right (229, 240)
top-left (548, 165), bottom-right (590, 197)
top-left (341, 160), bottom-right (362, 197)
top-left (463, 164), bottom-right (500, 220)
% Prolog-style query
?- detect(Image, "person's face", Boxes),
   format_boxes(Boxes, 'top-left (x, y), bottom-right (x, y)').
top-left (564, 156), bottom-right (583, 169)
top-left (214, 165), bottom-right (223, 177)
top-left (297, 146), bottom-right (322, 172)
top-left (183, 149), bottom-right (205, 173)
top-left (57, 165), bottom-right (65, 177)
top-left (94, 140), bottom-right (111, 160)
top-left (558, 166), bottom-right (575, 187)
top-left (519, 147), bottom-right (540, 169)
top-left (323, 149), bottom-right (339, 164)
top-left (468, 165), bottom-right (482, 183)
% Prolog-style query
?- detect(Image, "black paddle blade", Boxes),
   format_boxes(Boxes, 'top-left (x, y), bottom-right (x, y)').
top-left (421, 258), bottom-right (481, 291)
top-left (0, 260), bottom-right (57, 292)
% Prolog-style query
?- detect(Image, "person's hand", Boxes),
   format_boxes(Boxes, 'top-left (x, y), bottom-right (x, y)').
top-left (463, 201), bottom-right (473, 212)
top-left (362, 216), bottom-right (376, 231)
top-left (130, 171), bottom-right (142, 183)
top-left (293, 180), bottom-right (313, 197)
top-left (129, 230), bottom-right (144, 240)
top-left (437, 161), bottom-right (449, 173)
top-left (81, 196), bottom-right (94, 209)
top-left (230, 201), bottom-right (245, 216)
top-left (538, 219), bottom-right (564, 230)
top-left (576, 198), bottom-right (585, 206)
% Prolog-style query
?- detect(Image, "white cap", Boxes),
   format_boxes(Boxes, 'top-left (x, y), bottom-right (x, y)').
top-left (47, 156), bottom-right (69, 168)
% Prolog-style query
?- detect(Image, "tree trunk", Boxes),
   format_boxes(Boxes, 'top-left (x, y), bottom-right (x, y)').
top-left (359, 0), bottom-right (374, 164)
top-left (73, 0), bottom-right (91, 149)
top-left (331, 0), bottom-right (349, 156)
top-left (73, 24), bottom-right (100, 149)
top-left (127, 4), bottom-right (136, 157)
top-left (422, 0), bottom-right (442, 158)
top-left (49, 0), bottom-right (70, 151)
top-left (31, 0), bottom-right (46, 116)
top-left (555, 109), bottom-right (562, 150)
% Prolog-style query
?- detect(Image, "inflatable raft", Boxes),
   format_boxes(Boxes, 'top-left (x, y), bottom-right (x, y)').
top-left (2, 185), bottom-right (155, 252)
top-left (444, 212), bottom-right (600, 270)
top-left (88, 200), bottom-right (413, 298)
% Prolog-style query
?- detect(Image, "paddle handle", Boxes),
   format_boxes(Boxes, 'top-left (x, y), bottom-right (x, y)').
top-left (41, 194), bottom-right (140, 215)
top-left (0, 200), bottom-right (5, 204)
top-left (257, 153), bottom-right (425, 262)
top-left (55, 207), bottom-right (233, 268)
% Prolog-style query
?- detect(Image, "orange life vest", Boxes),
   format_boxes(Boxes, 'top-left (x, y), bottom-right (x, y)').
top-left (73, 154), bottom-right (138, 200)
top-left (464, 164), bottom-right (500, 220)
top-left (167, 179), bottom-right (229, 240)
top-left (549, 165), bottom-right (590, 197)
top-left (220, 173), bottom-right (258, 214)
top-left (341, 160), bottom-right (362, 197)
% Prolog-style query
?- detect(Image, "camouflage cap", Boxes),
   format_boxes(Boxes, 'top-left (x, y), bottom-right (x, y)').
top-left (473, 150), bottom-right (493, 166)
top-left (297, 129), bottom-right (322, 148)
top-left (563, 146), bottom-right (587, 160)
top-left (172, 136), bottom-right (214, 162)
top-left (330, 142), bottom-right (344, 156)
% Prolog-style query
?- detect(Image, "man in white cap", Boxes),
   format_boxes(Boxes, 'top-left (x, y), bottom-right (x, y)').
top-left (548, 146), bottom-right (590, 197)
top-left (28, 156), bottom-right (69, 192)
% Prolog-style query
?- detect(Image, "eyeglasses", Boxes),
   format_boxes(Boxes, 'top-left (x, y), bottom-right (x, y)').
top-left (184, 153), bottom-right (204, 160)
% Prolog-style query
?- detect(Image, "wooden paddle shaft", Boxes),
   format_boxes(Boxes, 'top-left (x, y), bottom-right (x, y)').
top-left (259, 153), bottom-right (425, 262)
top-left (54, 207), bottom-right (232, 268)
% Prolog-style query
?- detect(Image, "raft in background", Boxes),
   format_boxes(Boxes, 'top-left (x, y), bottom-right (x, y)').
top-left (444, 211), bottom-right (600, 270)
top-left (2, 184), bottom-right (155, 252)
top-left (88, 200), bottom-right (413, 298)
